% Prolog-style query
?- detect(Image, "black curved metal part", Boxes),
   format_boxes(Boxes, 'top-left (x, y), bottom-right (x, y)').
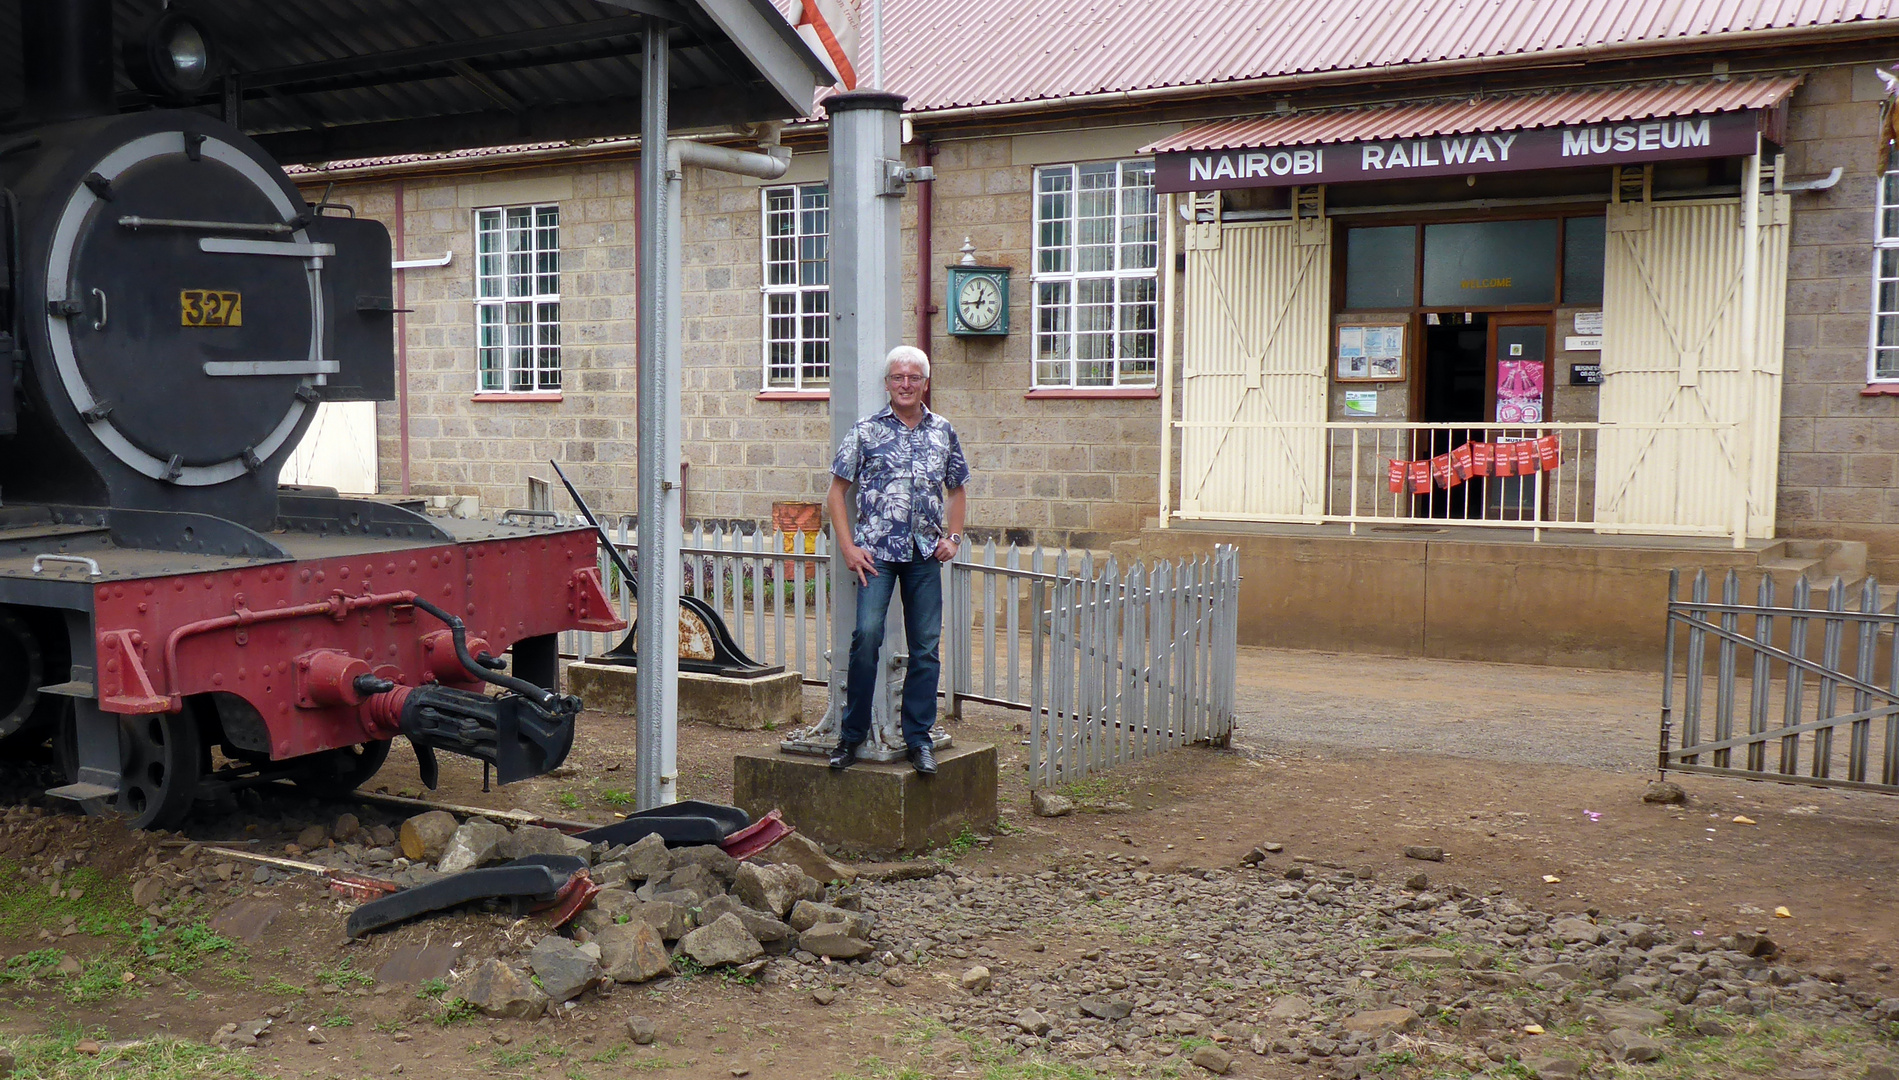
top-left (573, 799), bottom-right (752, 848)
top-left (548, 459), bottom-right (781, 679)
top-left (344, 860), bottom-right (572, 939)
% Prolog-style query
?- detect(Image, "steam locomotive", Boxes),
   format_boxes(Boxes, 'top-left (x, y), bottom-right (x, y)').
top-left (0, 5), bottom-right (624, 827)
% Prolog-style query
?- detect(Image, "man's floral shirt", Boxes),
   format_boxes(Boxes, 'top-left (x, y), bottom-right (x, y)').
top-left (831, 405), bottom-right (970, 562)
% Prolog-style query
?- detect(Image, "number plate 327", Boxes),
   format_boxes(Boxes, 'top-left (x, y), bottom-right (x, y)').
top-left (180, 290), bottom-right (242, 327)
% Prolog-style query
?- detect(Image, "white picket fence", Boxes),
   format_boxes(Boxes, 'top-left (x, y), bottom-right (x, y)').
top-left (559, 521), bottom-right (1240, 786)
top-left (950, 543), bottom-right (1241, 786)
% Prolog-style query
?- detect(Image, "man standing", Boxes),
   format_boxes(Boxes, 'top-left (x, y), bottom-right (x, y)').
top-left (826, 346), bottom-right (968, 775)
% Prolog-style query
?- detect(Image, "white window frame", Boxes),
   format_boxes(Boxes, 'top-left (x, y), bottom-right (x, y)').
top-left (1031, 159), bottom-right (1160, 389)
top-left (760, 182), bottom-right (831, 392)
top-left (475, 203), bottom-right (561, 393)
top-left (1872, 167), bottom-right (1899, 383)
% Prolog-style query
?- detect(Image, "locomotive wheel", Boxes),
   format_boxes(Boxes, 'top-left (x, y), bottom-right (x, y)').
top-left (0, 611), bottom-right (43, 738)
top-left (53, 702), bottom-right (204, 830)
top-left (289, 741), bottom-right (392, 798)
top-left (0, 609), bottom-right (66, 743)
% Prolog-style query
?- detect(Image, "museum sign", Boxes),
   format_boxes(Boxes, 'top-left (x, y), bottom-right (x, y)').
top-left (1154, 110), bottom-right (1766, 193)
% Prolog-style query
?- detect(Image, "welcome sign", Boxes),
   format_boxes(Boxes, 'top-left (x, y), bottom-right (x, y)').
top-left (1154, 111), bottom-right (1765, 193)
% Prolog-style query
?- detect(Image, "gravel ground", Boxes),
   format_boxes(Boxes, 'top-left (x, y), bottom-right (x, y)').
top-left (1227, 647), bottom-right (1659, 770)
top-left (804, 853), bottom-right (1899, 1079)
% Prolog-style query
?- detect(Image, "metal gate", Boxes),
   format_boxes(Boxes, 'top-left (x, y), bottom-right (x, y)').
top-left (946, 544), bottom-right (1241, 786)
top-left (1660, 569), bottom-right (1899, 794)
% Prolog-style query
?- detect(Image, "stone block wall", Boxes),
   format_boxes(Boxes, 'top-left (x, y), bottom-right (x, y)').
top-left (305, 124), bottom-right (1178, 547)
top-left (1779, 62), bottom-right (1899, 573)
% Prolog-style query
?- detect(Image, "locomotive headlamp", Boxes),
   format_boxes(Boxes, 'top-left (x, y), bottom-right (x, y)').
top-left (126, 12), bottom-right (222, 102)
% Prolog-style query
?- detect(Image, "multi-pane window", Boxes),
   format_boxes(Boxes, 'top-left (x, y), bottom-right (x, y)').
top-left (762, 183), bottom-right (831, 390)
top-left (1873, 169), bottom-right (1899, 382)
top-left (1032, 161), bottom-right (1159, 388)
top-left (476, 204), bottom-right (561, 393)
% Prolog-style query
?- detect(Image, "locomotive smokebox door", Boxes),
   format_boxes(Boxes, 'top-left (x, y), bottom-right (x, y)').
top-left (306, 214), bottom-right (395, 401)
top-left (64, 134), bottom-right (319, 474)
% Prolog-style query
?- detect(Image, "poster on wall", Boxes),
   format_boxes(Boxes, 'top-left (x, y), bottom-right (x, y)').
top-left (1336, 323), bottom-right (1406, 382)
top-left (1495, 359), bottom-right (1545, 423)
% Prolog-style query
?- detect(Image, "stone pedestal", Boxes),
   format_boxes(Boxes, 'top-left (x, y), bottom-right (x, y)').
top-left (733, 743), bottom-right (997, 856)
top-left (566, 661), bottom-right (803, 731)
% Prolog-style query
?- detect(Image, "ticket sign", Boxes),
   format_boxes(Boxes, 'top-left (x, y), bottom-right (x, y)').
top-left (1155, 111), bottom-right (1766, 193)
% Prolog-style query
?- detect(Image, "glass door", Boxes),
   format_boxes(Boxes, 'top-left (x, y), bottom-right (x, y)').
top-left (1487, 316), bottom-right (1552, 520)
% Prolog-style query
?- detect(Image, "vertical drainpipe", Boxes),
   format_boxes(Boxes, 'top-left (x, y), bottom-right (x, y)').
top-left (394, 179), bottom-right (411, 494)
top-left (1157, 191), bottom-right (1176, 528)
top-left (916, 137), bottom-right (936, 359)
top-left (1736, 135), bottom-right (1761, 549)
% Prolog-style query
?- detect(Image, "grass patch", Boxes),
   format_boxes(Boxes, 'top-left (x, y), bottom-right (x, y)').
top-left (596, 787), bottom-right (635, 808)
top-left (0, 1029), bottom-right (265, 1080)
top-left (556, 791), bottom-right (583, 811)
top-left (1055, 776), bottom-right (1126, 803)
top-left (1610, 1012), bottom-right (1896, 1080)
top-left (493, 1046), bottom-right (536, 1069)
top-left (0, 866), bottom-right (139, 938)
top-left (0, 949), bottom-right (65, 985)
top-left (931, 825), bottom-right (985, 863)
top-left (314, 957), bottom-right (375, 991)
top-left (136, 920), bottom-right (234, 975)
top-left (839, 1028), bottom-right (1110, 1080)
top-left (415, 977), bottom-right (480, 1025)
top-left (63, 958), bottom-right (133, 1004)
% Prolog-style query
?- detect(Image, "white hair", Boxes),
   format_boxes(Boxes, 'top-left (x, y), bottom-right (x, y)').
top-left (884, 345), bottom-right (931, 380)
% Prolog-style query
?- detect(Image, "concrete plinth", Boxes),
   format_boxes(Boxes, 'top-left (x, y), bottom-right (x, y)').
top-left (566, 661), bottom-right (802, 731)
top-left (733, 743), bottom-right (997, 855)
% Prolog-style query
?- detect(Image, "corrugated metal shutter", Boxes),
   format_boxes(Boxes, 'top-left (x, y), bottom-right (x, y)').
top-left (1179, 219), bottom-right (1331, 519)
top-left (1596, 195), bottom-right (1788, 538)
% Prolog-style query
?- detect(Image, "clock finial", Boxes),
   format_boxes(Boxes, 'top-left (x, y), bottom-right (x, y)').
top-left (958, 237), bottom-right (976, 266)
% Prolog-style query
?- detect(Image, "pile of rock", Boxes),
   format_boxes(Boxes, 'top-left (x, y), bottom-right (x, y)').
top-left (385, 812), bottom-right (869, 1020)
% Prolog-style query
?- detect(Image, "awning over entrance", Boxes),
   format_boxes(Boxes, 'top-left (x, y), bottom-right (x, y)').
top-left (1148, 76), bottom-right (1801, 193)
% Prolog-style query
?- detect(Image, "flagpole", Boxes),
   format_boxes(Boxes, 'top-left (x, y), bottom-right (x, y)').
top-left (872, 0), bottom-right (882, 89)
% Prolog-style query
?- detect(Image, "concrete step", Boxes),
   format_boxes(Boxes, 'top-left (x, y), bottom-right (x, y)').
top-left (1781, 538), bottom-right (1869, 579)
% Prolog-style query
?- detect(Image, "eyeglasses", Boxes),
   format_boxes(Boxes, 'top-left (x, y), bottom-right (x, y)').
top-left (885, 374), bottom-right (927, 385)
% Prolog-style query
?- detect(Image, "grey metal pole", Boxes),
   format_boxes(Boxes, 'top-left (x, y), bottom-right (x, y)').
top-left (789, 90), bottom-right (916, 761)
top-left (635, 18), bottom-right (680, 809)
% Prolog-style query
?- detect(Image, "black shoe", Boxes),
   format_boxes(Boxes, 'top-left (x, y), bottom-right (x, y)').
top-left (828, 742), bottom-right (862, 770)
top-left (908, 743), bottom-right (937, 775)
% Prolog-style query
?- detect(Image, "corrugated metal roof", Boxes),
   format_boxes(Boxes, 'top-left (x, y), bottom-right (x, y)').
top-left (1144, 76), bottom-right (1803, 152)
top-left (879, 0), bottom-right (1899, 113)
top-left (0, 0), bottom-right (830, 163)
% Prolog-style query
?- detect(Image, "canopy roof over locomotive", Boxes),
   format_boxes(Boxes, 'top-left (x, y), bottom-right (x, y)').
top-left (0, 0), bottom-right (830, 162)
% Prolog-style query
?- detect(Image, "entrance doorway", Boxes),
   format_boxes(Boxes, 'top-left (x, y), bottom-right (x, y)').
top-left (1415, 313), bottom-right (1488, 519)
top-left (1415, 312), bottom-right (1553, 520)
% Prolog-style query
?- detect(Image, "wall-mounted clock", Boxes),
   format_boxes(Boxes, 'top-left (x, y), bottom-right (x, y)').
top-left (947, 264), bottom-right (1010, 337)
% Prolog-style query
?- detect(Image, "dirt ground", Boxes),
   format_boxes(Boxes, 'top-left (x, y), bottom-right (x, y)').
top-left (1, 645), bottom-right (1897, 1079)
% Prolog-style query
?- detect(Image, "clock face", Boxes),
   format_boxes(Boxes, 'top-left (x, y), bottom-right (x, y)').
top-left (957, 274), bottom-right (1003, 331)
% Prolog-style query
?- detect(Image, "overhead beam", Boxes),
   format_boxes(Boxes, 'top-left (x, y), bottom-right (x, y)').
top-left (448, 59), bottom-right (527, 114)
top-left (238, 11), bottom-right (676, 90)
top-left (251, 86), bottom-right (781, 163)
top-left (621, 0), bottom-right (828, 117)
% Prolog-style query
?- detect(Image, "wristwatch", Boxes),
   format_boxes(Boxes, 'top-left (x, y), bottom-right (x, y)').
top-left (947, 533), bottom-right (962, 545)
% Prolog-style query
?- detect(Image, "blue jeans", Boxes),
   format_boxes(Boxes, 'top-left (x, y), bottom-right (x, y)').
top-left (842, 558), bottom-right (942, 750)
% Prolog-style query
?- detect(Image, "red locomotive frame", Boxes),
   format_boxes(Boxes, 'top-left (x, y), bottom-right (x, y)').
top-left (89, 530), bottom-right (621, 759)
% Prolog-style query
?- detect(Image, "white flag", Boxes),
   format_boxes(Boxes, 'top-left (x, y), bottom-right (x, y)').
top-left (787, 0), bottom-right (861, 89)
